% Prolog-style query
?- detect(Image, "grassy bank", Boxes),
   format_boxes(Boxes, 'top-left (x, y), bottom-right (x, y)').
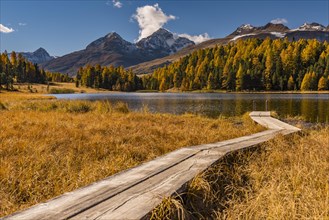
top-left (151, 127), bottom-right (329, 219)
top-left (0, 93), bottom-right (264, 217)
top-left (2, 82), bottom-right (329, 95)
top-left (2, 82), bottom-right (108, 94)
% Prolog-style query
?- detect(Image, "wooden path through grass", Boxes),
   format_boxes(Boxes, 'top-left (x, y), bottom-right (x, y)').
top-left (4, 112), bottom-right (300, 220)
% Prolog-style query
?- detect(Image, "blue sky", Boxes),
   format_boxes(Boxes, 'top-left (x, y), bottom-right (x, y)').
top-left (1, 0), bottom-right (328, 56)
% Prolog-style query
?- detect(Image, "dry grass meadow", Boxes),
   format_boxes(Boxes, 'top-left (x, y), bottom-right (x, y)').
top-left (12, 82), bottom-right (106, 94)
top-left (0, 92), bottom-right (264, 217)
top-left (151, 126), bottom-right (329, 219)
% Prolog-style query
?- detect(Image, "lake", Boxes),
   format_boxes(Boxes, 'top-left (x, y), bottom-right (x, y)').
top-left (51, 93), bottom-right (329, 123)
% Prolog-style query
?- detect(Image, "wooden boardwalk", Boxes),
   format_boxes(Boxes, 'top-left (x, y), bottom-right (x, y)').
top-left (4, 112), bottom-right (300, 220)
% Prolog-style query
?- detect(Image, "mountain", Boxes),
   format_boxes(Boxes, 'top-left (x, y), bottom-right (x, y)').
top-left (11, 48), bottom-right (55, 64)
top-left (292, 22), bottom-right (326, 31)
top-left (231, 24), bottom-right (257, 35)
top-left (260, 23), bottom-right (290, 32)
top-left (286, 23), bottom-right (329, 42)
top-left (131, 22), bottom-right (329, 74)
top-left (43, 29), bottom-right (194, 76)
top-left (229, 23), bottom-right (289, 38)
top-left (43, 22), bottom-right (328, 75)
top-left (229, 22), bottom-right (329, 42)
top-left (136, 28), bottom-right (195, 55)
top-left (86, 32), bottom-right (137, 52)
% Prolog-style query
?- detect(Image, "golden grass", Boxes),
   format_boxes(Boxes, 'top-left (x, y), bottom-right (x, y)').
top-left (6, 82), bottom-right (107, 94)
top-left (0, 94), bottom-right (263, 217)
top-left (151, 127), bottom-right (329, 219)
top-left (221, 128), bottom-right (329, 219)
top-left (0, 91), bottom-right (54, 102)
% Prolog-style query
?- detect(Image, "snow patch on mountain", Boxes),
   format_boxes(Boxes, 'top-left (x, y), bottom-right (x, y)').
top-left (291, 23), bottom-right (326, 31)
top-left (270, 32), bottom-right (286, 38)
top-left (236, 24), bottom-right (256, 33)
top-left (166, 38), bottom-right (175, 47)
top-left (230, 33), bottom-right (256, 41)
top-left (240, 24), bottom-right (255, 30)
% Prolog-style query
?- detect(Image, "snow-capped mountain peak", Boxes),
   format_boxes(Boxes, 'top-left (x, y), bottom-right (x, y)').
top-left (233, 24), bottom-right (257, 35)
top-left (230, 22), bottom-right (328, 42)
top-left (293, 22), bottom-right (326, 31)
top-left (237, 24), bottom-right (255, 31)
top-left (241, 24), bottom-right (254, 29)
top-left (106, 32), bottom-right (122, 39)
top-left (136, 28), bottom-right (194, 54)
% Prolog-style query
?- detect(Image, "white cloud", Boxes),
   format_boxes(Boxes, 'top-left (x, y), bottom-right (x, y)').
top-left (178, 33), bottom-right (211, 44)
top-left (18, 22), bottom-right (27, 26)
top-left (132, 3), bottom-right (176, 41)
top-left (107, 0), bottom-right (122, 8)
top-left (271, 18), bottom-right (288, 24)
top-left (0, 24), bottom-right (14, 33)
top-left (113, 0), bottom-right (122, 8)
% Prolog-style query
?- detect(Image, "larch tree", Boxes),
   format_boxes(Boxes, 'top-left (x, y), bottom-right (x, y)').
top-left (235, 63), bottom-right (245, 91)
top-left (287, 75), bottom-right (295, 91)
top-left (301, 72), bottom-right (311, 91)
top-left (318, 76), bottom-right (328, 91)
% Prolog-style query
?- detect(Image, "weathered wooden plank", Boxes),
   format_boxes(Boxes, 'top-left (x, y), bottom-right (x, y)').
top-left (73, 130), bottom-right (283, 219)
top-left (189, 129), bottom-right (279, 151)
top-left (249, 111), bottom-right (301, 132)
top-left (249, 111), bottom-right (271, 117)
top-left (4, 111), bottom-right (300, 220)
top-left (71, 150), bottom-right (224, 219)
top-left (3, 148), bottom-right (200, 220)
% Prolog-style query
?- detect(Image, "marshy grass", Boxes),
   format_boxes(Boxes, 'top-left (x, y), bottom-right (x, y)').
top-left (0, 93), bottom-right (263, 217)
top-left (7, 82), bottom-right (106, 94)
top-left (151, 127), bottom-right (329, 219)
top-left (0, 101), bottom-right (7, 110)
top-left (49, 88), bottom-right (75, 94)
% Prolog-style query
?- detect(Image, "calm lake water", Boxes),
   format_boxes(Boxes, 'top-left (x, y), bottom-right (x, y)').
top-left (52, 93), bottom-right (329, 123)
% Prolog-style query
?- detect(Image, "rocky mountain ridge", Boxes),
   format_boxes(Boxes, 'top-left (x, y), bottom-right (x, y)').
top-left (42, 29), bottom-right (194, 75)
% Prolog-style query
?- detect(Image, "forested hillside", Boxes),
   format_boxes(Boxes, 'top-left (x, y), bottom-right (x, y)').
top-left (7, 38), bottom-right (327, 92)
top-left (76, 65), bottom-right (143, 91)
top-left (142, 38), bottom-right (329, 91)
top-left (0, 51), bottom-right (71, 90)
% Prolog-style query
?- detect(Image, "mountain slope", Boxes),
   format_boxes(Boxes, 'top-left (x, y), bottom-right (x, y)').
top-left (42, 29), bottom-right (194, 76)
top-left (131, 22), bottom-right (329, 74)
top-left (43, 32), bottom-right (146, 74)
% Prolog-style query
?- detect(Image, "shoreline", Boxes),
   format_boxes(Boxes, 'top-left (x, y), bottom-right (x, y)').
top-left (2, 83), bottom-right (329, 95)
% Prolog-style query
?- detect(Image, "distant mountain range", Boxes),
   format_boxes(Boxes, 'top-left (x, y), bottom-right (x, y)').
top-left (40, 28), bottom-right (194, 75)
top-left (15, 22), bottom-right (329, 76)
top-left (9, 47), bottom-right (55, 64)
top-left (228, 22), bottom-right (329, 42)
top-left (130, 22), bottom-right (329, 74)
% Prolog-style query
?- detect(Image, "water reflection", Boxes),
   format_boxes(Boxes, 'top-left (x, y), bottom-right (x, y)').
top-left (51, 93), bottom-right (329, 123)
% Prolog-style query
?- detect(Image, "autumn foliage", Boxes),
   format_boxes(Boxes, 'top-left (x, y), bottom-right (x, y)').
top-left (142, 38), bottom-right (329, 91)
top-left (0, 51), bottom-right (72, 91)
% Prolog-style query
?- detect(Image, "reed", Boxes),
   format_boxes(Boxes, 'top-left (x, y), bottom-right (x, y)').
top-left (151, 127), bottom-right (329, 219)
top-left (0, 93), bottom-right (263, 216)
